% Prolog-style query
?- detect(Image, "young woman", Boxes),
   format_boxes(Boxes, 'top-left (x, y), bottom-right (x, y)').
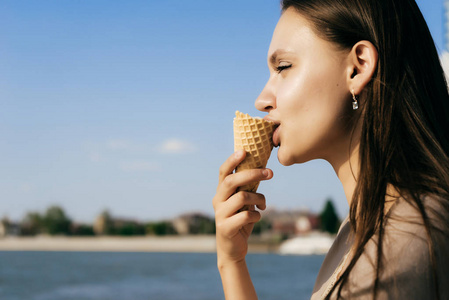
top-left (212, 0), bottom-right (449, 299)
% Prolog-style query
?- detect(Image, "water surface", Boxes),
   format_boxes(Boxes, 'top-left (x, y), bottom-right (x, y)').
top-left (0, 251), bottom-right (324, 300)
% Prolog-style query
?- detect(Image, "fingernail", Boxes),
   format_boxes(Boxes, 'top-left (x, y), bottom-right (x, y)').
top-left (262, 169), bottom-right (269, 177)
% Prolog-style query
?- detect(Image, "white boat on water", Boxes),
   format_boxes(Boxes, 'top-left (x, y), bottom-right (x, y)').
top-left (279, 232), bottom-right (335, 255)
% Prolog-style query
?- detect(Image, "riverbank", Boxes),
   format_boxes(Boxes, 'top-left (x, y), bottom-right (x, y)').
top-left (0, 235), bottom-right (217, 253)
top-left (0, 233), bottom-right (336, 254)
top-left (0, 235), bottom-right (283, 253)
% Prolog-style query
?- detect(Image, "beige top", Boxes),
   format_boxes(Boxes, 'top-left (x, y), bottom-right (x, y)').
top-left (311, 197), bottom-right (449, 299)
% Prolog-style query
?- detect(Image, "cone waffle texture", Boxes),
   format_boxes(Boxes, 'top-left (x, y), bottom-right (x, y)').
top-left (234, 111), bottom-right (275, 192)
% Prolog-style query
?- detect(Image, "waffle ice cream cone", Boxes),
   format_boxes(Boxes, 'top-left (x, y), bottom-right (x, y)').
top-left (233, 111), bottom-right (276, 193)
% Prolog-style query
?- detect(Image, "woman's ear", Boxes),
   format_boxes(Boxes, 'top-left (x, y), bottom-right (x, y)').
top-left (346, 41), bottom-right (378, 94)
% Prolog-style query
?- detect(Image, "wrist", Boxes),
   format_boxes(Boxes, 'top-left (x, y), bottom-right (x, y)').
top-left (217, 255), bottom-right (246, 272)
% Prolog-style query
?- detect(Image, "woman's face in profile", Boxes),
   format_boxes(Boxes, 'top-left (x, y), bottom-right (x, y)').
top-left (256, 8), bottom-right (355, 166)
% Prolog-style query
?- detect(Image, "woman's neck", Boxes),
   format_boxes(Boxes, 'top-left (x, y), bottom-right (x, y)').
top-left (328, 138), bottom-right (400, 214)
top-left (331, 142), bottom-right (360, 208)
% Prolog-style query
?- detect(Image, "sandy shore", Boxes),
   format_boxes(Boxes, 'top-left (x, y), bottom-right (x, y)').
top-left (0, 235), bottom-right (280, 253)
top-left (0, 236), bottom-right (217, 253)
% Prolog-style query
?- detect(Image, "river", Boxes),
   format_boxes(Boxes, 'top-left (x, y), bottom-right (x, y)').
top-left (0, 251), bottom-right (324, 300)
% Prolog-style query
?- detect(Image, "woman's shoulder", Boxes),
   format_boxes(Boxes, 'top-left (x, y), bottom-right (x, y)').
top-left (381, 196), bottom-right (447, 272)
top-left (339, 196), bottom-right (449, 299)
top-left (383, 195), bottom-right (449, 270)
top-left (385, 194), bottom-right (449, 241)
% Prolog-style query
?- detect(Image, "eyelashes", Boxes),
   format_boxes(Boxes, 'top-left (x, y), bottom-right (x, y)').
top-left (276, 64), bottom-right (292, 73)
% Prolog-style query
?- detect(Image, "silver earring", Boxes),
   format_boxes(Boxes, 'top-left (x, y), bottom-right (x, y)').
top-left (351, 89), bottom-right (359, 110)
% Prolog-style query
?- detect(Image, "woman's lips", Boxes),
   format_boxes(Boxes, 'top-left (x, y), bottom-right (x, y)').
top-left (263, 116), bottom-right (280, 147)
top-left (272, 125), bottom-right (280, 147)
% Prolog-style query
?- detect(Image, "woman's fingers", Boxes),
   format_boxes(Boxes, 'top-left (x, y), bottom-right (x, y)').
top-left (216, 210), bottom-right (262, 238)
top-left (217, 192), bottom-right (266, 218)
top-left (213, 168), bottom-right (273, 208)
top-left (218, 150), bottom-right (246, 184)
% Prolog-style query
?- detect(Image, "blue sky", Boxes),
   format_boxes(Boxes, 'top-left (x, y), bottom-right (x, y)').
top-left (0, 0), bottom-right (445, 223)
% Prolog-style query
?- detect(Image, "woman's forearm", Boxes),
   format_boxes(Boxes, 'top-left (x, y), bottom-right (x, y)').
top-left (218, 258), bottom-right (258, 300)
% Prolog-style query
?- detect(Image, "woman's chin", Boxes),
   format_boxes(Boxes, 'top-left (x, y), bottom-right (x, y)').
top-left (277, 149), bottom-right (295, 166)
top-left (277, 146), bottom-right (314, 166)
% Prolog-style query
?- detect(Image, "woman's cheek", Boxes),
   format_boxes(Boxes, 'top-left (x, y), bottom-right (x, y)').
top-left (277, 86), bottom-right (304, 113)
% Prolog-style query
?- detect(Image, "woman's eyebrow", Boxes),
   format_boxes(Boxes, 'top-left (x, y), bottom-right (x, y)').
top-left (269, 49), bottom-right (294, 65)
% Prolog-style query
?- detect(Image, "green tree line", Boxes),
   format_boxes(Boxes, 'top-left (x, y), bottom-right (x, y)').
top-left (17, 206), bottom-right (216, 236)
top-left (12, 198), bottom-right (340, 237)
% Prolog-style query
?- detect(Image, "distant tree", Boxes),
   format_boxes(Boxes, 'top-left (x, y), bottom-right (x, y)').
top-left (21, 212), bottom-right (44, 235)
top-left (189, 215), bottom-right (216, 234)
top-left (252, 218), bottom-right (272, 235)
top-left (196, 217), bottom-right (215, 234)
top-left (72, 224), bottom-right (95, 236)
top-left (319, 199), bottom-right (340, 234)
top-left (43, 206), bottom-right (72, 235)
top-left (146, 221), bottom-right (177, 235)
top-left (117, 222), bottom-right (146, 236)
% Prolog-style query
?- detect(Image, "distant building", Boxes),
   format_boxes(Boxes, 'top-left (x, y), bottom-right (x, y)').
top-left (111, 218), bottom-right (142, 229)
top-left (0, 220), bottom-right (7, 237)
top-left (93, 214), bottom-right (108, 235)
top-left (262, 208), bottom-right (320, 237)
top-left (93, 211), bottom-right (145, 236)
top-left (172, 213), bottom-right (215, 235)
top-left (172, 215), bottom-right (190, 235)
top-left (93, 211), bottom-right (114, 235)
top-left (0, 217), bottom-right (21, 237)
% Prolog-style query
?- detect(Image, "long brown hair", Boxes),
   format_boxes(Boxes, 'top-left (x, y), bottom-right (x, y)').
top-left (281, 0), bottom-right (449, 298)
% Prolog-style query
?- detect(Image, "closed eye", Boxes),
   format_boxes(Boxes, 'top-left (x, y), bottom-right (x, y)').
top-left (276, 64), bottom-right (292, 73)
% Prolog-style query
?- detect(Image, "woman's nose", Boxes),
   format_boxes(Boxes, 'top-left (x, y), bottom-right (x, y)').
top-left (255, 82), bottom-right (276, 112)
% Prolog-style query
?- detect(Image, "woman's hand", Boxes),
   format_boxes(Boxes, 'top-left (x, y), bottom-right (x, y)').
top-left (213, 150), bottom-right (273, 266)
